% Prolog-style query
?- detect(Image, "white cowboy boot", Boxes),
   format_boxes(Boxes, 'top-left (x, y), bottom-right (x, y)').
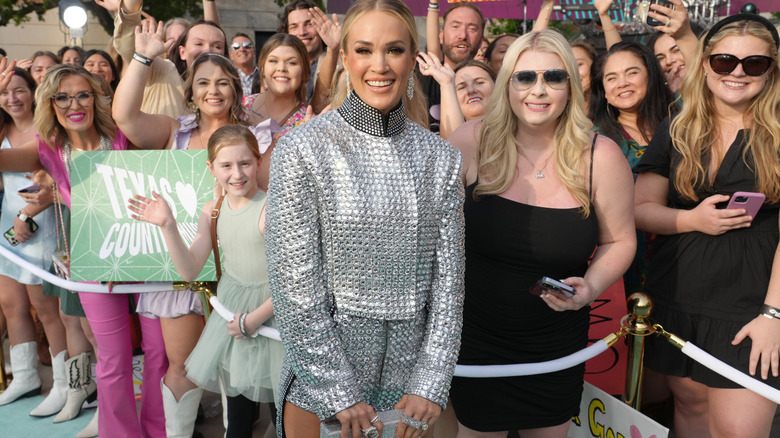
top-left (53, 351), bottom-right (97, 423)
top-left (0, 342), bottom-right (41, 405)
top-left (30, 349), bottom-right (68, 416)
top-left (162, 379), bottom-right (203, 437)
top-left (74, 407), bottom-right (98, 438)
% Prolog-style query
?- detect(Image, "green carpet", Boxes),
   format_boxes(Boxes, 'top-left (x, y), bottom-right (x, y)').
top-left (0, 395), bottom-right (93, 437)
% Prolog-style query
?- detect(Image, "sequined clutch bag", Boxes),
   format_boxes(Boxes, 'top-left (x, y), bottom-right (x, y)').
top-left (320, 409), bottom-right (403, 438)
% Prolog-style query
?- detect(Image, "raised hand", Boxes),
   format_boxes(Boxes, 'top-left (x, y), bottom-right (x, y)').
top-left (134, 16), bottom-right (174, 60)
top-left (417, 52), bottom-right (455, 86)
top-left (648, 0), bottom-right (692, 39)
top-left (0, 57), bottom-right (17, 93)
top-left (128, 192), bottom-right (175, 228)
top-left (309, 7), bottom-right (341, 50)
top-left (594, 0), bottom-right (615, 16)
top-left (94, 0), bottom-right (121, 14)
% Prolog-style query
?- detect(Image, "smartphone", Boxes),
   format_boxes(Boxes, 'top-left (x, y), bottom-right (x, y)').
top-left (529, 276), bottom-right (576, 298)
top-left (4, 228), bottom-right (20, 246)
top-left (646, 0), bottom-right (674, 26)
top-left (3, 217), bottom-right (39, 246)
top-left (726, 191), bottom-right (765, 218)
top-left (18, 184), bottom-right (41, 194)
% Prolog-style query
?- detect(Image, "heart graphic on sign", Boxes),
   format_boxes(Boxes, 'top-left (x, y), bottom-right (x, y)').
top-left (630, 425), bottom-right (656, 438)
top-left (175, 182), bottom-right (198, 218)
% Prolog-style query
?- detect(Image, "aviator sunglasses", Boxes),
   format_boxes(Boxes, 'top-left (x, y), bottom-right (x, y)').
top-left (511, 69), bottom-right (569, 91)
top-left (708, 54), bottom-right (774, 76)
top-left (231, 41), bottom-right (254, 51)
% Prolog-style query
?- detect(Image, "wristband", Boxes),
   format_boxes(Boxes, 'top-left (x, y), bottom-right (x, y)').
top-left (761, 304), bottom-right (780, 320)
top-left (239, 313), bottom-right (250, 337)
top-left (18, 210), bottom-right (30, 222)
top-left (428, 2), bottom-right (439, 10)
top-left (133, 52), bottom-right (153, 66)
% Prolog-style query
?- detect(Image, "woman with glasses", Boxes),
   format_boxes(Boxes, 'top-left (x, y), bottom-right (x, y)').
top-left (0, 61), bottom-right (168, 438)
top-left (447, 30), bottom-right (635, 437)
top-left (635, 14), bottom-right (780, 437)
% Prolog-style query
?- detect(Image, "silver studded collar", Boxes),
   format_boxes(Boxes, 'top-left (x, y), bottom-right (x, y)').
top-left (337, 91), bottom-right (406, 138)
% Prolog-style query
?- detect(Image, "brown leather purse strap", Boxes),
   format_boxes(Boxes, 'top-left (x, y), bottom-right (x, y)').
top-left (210, 194), bottom-right (226, 280)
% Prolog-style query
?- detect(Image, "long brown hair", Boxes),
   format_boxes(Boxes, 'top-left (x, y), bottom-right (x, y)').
top-left (183, 53), bottom-right (248, 126)
top-left (256, 33), bottom-right (310, 103)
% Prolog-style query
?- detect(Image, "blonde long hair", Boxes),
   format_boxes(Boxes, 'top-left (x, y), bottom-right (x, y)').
top-left (475, 30), bottom-right (593, 216)
top-left (670, 21), bottom-right (780, 202)
top-left (34, 64), bottom-right (117, 150)
top-left (336, 0), bottom-right (428, 129)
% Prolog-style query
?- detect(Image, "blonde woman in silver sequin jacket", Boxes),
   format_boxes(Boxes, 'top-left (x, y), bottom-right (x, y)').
top-left (265, 1), bottom-right (465, 438)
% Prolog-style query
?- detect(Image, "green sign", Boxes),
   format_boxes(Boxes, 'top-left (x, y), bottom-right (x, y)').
top-left (70, 150), bottom-right (217, 282)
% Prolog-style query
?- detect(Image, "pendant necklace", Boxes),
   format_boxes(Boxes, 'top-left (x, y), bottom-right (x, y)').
top-left (517, 144), bottom-right (553, 179)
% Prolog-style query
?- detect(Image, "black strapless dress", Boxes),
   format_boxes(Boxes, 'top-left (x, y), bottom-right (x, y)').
top-left (450, 183), bottom-right (598, 431)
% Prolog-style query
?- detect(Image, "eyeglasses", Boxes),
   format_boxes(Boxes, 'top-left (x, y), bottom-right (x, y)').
top-left (510, 69), bottom-right (569, 91)
top-left (708, 54), bottom-right (774, 76)
top-left (51, 92), bottom-right (94, 109)
top-left (231, 42), bottom-right (254, 51)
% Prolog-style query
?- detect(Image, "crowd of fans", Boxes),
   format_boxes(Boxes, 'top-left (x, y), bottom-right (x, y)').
top-left (0, 0), bottom-right (779, 437)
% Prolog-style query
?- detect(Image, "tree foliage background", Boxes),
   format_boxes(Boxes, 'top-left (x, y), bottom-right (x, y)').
top-left (0, 0), bottom-right (203, 33)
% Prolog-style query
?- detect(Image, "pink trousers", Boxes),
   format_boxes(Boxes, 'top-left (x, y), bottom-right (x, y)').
top-left (79, 292), bottom-right (168, 438)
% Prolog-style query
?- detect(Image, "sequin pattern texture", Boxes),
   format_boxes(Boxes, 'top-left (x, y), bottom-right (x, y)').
top-left (266, 92), bottom-right (466, 425)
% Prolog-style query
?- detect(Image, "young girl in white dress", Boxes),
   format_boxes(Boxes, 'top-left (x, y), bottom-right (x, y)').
top-left (128, 125), bottom-right (282, 437)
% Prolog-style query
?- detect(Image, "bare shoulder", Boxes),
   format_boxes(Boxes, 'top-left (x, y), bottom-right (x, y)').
top-left (448, 119), bottom-right (481, 172)
top-left (448, 119), bottom-right (481, 153)
top-left (591, 133), bottom-right (626, 165)
top-left (590, 133), bottom-right (633, 196)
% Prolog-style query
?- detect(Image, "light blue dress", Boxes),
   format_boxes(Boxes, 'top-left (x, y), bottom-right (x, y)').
top-left (0, 137), bottom-right (57, 285)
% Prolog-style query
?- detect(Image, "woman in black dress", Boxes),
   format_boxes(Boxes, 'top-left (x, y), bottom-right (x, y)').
top-left (635, 14), bottom-right (780, 438)
top-left (447, 30), bottom-right (635, 437)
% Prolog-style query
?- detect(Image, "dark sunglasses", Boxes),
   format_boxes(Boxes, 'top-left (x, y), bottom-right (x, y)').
top-left (51, 92), bottom-right (94, 109)
top-left (510, 69), bottom-right (569, 91)
top-left (708, 54), bottom-right (774, 76)
top-left (231, 41), bottom-right (254, 51)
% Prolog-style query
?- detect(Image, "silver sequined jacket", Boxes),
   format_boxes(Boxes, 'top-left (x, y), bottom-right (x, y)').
top-left (266, 93), bottom-right (465, 420)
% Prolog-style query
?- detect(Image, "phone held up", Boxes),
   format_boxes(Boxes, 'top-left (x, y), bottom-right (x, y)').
top-left (529, 276), bottom-right (576, 298)
top-left (726, 191), bottom-right (765, 219)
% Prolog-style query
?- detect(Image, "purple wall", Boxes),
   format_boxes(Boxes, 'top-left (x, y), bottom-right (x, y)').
top-left (328, 0), bottom-right (778, 20)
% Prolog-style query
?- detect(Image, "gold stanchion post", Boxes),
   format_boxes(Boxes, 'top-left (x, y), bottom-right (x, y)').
top-left (622, 292), bottom-right (655, 410)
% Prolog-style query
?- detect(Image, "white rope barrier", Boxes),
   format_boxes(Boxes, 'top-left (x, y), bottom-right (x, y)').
top-left (453, 339), bottom-right (609, 377)
top-left (0, 244), bottom-right (174, 293)
top-left (209, 296), bottom-right (282, 341)
top-left (681, 341), bottom-right (780, 404)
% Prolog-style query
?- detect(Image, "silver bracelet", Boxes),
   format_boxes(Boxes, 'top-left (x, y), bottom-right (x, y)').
top-left (238, 313), bottom-right (250, 337)
top-left (133, 52), bottom-right (153, 66)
